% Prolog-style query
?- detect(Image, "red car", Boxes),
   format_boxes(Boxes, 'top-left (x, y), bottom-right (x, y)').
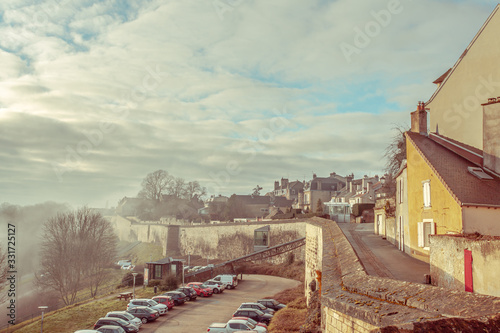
top-left (152, 295), bottom-right (175, 310)
top-left (186, 282), bottom-right (213, 297)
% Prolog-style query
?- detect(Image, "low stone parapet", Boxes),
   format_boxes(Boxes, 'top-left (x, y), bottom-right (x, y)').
top-left (306, 217), bottom-right (500, 332)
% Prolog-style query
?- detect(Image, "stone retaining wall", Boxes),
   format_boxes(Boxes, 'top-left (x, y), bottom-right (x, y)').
top-left (110, 215), bottom-right (306, 262)
top-left (306, 217), bottom-right (500, 332)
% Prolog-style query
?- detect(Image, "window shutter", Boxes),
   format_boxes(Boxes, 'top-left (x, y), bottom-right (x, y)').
top-left (431, 222), bottom-right (436, 235)
top-left (418, 222), bottom-right (424, 247)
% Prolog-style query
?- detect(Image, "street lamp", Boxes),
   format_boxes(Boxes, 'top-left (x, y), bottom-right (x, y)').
top-left (132, 273), bottom-right (138, 299)
top-left (38, 306), bottom-right (48, 333)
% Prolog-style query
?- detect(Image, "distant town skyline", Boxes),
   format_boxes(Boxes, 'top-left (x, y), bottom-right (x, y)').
top-left (0, 0), bottom-right (496, 207)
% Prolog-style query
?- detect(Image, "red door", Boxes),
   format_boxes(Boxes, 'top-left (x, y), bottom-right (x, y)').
top-left (464, 249), bottom-right (473, 293)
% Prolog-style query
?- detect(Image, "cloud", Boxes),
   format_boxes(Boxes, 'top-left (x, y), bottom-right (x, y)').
top-left (0, 0), bottom-right (496, 206)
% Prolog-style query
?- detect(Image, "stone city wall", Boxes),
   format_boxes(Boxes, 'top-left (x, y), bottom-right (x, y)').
top-left (111, 215), bottom-right (306, 262)
top-left (305, 217), bottom-right (500, 332)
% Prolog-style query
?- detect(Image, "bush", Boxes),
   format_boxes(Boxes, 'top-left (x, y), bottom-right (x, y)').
top-left (148, 280), bottom-right (161, 287)
top-left (122, 272), bottom-right (144, 287)
top-left (160, 274), bottom-right (179, 291)
top-left (267, 307), bottom-right (307, 333)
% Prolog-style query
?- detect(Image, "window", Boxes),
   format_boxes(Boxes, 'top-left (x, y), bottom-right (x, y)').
top-left (418, 220), bottom-right (435, 249)
top-left (422, 180), bottom-right (431, 208)
top-left (171, 264), bottom-right (176, 275)
top-left (154, 264), bottom-right (162, 279)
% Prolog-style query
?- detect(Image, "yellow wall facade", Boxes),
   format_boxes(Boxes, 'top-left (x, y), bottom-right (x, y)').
top-left (406, 136), bottom-right (463, 260)
top-left (427, 7), bottom-right (500, 150)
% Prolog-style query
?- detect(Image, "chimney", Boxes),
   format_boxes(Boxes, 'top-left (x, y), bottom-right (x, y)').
top-left (349, 182), bottom-right (353, 193)
top-left (411, 101), bottom-right (428, 135)
top-left (274, 181), bottom-right (279, 190)
top-left (367, 182), bottom-right (371, 192)
top-left (330, 172), bottom-right (336, 178)
top-left (313, 173), bottom-right (317, 179)
top-left (482, 98), bottom-right (500, 173)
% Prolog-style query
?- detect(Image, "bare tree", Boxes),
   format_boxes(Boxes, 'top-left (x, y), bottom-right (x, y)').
top-left (252, 185), bottom-right (263, 196)
top-left (383, 126), bottom-right (408, 176)
top-left (37, 207), bottom-right (117, 305)
top-left (138, 170), bottom-right (173, 201)
top-left (0, 245), bottom-right (9, 303)
top-left (167, 177), bottom-right (186, 198)
top-left (184, 181), bottom-right (207, 200)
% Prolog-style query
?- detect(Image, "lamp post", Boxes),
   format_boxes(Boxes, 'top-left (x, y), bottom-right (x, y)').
top-left (38, 306), bottom-right (48, 333)
top-left (132, 273), bottom-right (138, 299)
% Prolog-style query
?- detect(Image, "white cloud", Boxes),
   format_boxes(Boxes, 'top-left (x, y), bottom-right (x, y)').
top-left (0, 0), bottom-right (496, 206)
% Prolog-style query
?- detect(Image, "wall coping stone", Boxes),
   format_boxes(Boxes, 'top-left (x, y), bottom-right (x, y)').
top-left (307, 217), bottom-right (500, 331)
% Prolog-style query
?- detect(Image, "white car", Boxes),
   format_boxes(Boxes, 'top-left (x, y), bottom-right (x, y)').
top-left (204, 279), bottom-right (225, 293)
top-left (212, 274), bottom-right (238, 289)
top-left (127, 299), bottom-right (168, 315)
top-left (105, 311), bottom-right (142, 328)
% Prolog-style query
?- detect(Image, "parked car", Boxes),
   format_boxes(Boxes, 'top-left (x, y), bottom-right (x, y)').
top-left (127, 298), bottom-right (168, 315)
top-left (126, 306), bottom-right (159, 324)
top-left (116, 260), bottom-right (132, 267)
top-left (257, 299), bottom-right (286, 311)
top-left (204, 280), bottom-right (225, 294)
top-left (232, 317), bottom-right (267, 329)
top-left (212, 274), bottom-right (238, 289)
top-left (238, 302), bottom-right (275, 315)
top-left (152, 295), bottom-right (175, 310)
top-left (232, 309), bottom-right (273, 325)
top-left (207, 319), bottom-right (267, 333)
top-left (96, 326), bottom-right (126, 333)
top-left (176, 287), bottom-right (198, 301)
top-left (162, 291), bottom-right (187, 305)
top-left (75, 331), bottom-right (100, 333)
top-left (105, 311), bottom-right (142, 328)
top-left (186, 282), bottom-right (213, 297)
top-left (93, 318), bottom-right (138, 333)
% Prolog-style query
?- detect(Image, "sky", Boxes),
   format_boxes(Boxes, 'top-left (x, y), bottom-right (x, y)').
top-left (0, 0), bottom-right (497, 208)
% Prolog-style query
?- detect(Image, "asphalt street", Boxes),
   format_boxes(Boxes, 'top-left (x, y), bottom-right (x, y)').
top-left (139, 274), bottom-right (301, 333)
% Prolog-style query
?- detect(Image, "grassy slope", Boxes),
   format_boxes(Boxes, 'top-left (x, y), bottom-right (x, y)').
top-left (2, 241), bottom-right (164, 333)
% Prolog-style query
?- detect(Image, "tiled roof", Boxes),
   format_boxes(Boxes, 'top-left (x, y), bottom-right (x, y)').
top-left (406, 132), bottom-right (500, 207)
top-left (235, 195), bottom-right (270, 205)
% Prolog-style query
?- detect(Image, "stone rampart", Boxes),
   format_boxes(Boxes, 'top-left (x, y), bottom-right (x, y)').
top-left (306, 217), bottom-right (500, 332)
top-left (110, 215), bottom-right (306, 262)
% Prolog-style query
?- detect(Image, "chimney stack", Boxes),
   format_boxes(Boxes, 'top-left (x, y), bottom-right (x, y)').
top-left (411, 101), bottom-right (428, 135)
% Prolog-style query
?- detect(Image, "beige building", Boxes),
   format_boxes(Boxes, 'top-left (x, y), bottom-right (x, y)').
top-left (426, 4), bottom-right (500, 154)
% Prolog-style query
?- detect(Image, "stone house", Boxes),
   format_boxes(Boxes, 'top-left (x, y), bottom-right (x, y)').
top-left (301, 173), bottom-right (347, 213)
top-left (273, 178), bottom-right (304, 201)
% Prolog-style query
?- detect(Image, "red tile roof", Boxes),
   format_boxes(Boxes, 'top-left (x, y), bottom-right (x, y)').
top-left (406, 132), bottom-right (500, 207)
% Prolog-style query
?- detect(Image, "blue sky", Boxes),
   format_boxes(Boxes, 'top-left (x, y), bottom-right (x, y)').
top-left (0, 0), bottom-right (497, 207)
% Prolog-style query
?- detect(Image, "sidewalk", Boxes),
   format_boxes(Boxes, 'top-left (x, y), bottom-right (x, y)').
top-left (338, 222), bottom-right (429, 284)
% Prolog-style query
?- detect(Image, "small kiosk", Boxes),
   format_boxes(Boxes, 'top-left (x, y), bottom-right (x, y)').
top-left (254, 225), bottom-right (270, 252)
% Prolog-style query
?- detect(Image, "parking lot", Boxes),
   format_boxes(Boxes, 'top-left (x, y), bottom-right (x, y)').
top-left (138, 274), bottom-right (301, 333)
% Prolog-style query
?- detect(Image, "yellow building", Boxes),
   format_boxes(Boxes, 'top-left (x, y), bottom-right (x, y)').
top-left (403, 5), bottom-right (500, 264)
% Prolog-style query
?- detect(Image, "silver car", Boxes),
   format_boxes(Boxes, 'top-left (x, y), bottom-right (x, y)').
top-left (105, 311), bottom-right (142, 328)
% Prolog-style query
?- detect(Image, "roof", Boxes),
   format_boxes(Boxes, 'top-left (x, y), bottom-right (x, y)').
top-left (432, 68), bottom-right (452, 84)
top-left (147, 257), bottom-right (183, 265)
top-left (427, 4), bottom-right (500, 105)
top-left (406, 131), bottom-right (500, 207)
top-left (234, 195), bottom-right (270, 205)
top-left (272, 196), bottom-right (294, 207)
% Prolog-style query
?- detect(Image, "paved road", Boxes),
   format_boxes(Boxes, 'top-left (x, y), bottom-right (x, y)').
top-left (139, 275), bottom-right (300, 333)
top-left (339, 223), bottom-right (429, 283)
